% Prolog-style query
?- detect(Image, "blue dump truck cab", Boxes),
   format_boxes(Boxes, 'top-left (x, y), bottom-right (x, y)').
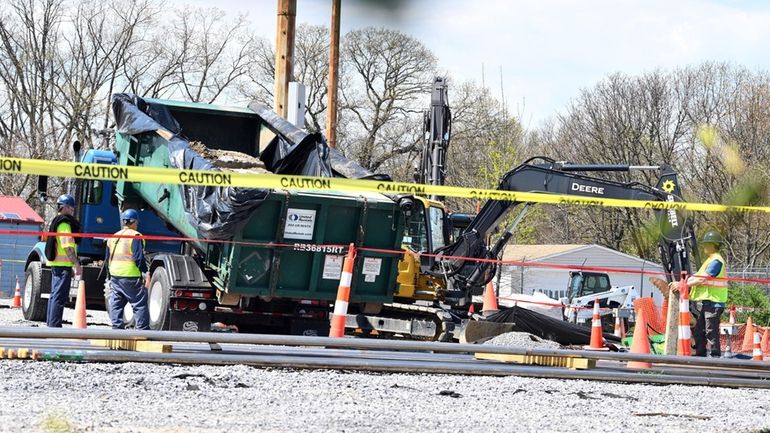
top-left (22, 148), bottom-right (180, 322)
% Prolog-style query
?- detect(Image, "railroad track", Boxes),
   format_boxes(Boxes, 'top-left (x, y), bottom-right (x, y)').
top-left (0, 327), bottom-right (768, 389)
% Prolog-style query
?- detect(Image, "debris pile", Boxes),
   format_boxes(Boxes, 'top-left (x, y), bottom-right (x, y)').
top-left (483, 331), bottom-right (562, 350)
top-left (189, 141), bottom-right (269, 173)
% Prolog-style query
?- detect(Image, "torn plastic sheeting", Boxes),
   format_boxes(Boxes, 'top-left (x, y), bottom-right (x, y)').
top-left (485, 306), bottom-right (621, 346)
top-left (112, 93), bottom-right (181, 137)
top-left (329, 147), bottom-right (391, 181)
top-left (167, 136), bottom-right (270, 240)
top-left (112, 93), bottom-right (269, 240)
top-left (248, 102), bottom-right (332, 177)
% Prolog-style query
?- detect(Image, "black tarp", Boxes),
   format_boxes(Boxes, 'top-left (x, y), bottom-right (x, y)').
top-left (484, 306), bottom-right (621, 346)
top-left (112, 94), bottom-right (274, 240)
top-left (112, 94), bottom-right (396, 240)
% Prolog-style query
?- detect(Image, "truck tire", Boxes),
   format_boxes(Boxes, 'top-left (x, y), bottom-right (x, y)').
top-left (148, 267), bottom-right (171, 330)
top-left (22, 261), bottom-right (47, 321)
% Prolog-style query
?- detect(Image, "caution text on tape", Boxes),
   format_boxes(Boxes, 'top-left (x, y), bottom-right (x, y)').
top-left (2, 156), bottom-right (770, 213)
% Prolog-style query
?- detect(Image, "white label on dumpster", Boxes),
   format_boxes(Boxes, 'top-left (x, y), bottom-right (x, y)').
top-left (362, 257), bottom-right (382, 282)
top-left (284, 208), bottom-right (316, 240)
top-left (322, 255), bottom-right (344, 280)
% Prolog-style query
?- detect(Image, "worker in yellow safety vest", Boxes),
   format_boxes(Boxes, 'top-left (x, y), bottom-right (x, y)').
top-left (45, 194), bottom-right (82, 327)
top-left (105, 209), bottom-right (149, 330)
top-left (670, 230), bottom-right (728, 357)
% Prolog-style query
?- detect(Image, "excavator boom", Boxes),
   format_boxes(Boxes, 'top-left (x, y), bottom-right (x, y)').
top-left (435, 156), bottom-right (698, 305)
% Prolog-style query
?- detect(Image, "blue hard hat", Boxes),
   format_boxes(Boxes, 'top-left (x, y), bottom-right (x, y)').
top-left (56, 194), bottom-right (75, 208)
top-left (121, 209), bottom-right (139, 222)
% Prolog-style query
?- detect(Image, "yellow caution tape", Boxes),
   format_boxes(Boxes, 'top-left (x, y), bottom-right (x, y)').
top-left (1, 156), bottom-right (769, 213)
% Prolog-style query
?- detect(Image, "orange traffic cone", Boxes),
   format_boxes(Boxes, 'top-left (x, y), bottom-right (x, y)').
top-left (729, 305), bottom-right (736, 325)
top-left (482, 282), bottom-right (499, 316)
top-left (613, 309), bottom-right (625, 338)
top-left (676, 278), bottom-right (691, 356)
top-left (329, 244), bottom-right (356, 338)
top-left (742, 316), bottom-right (755, 353)
top-left (73, 278), bottom-right (87, 329)
top-left (752, 329), bottom-right (763, 361)
top-left (11, 276), bottom-right (21, 309)
top-left (468, 303), bottom-right (475, 315)
top-left (628, 309), bottom-right (652, 369)
top-left (761, 328), bottom-right (769, 356)
top-left (585, 300), bottom-right (607, 350)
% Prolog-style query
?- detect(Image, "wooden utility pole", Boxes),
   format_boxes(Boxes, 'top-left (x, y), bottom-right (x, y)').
top-left (325, 0), bottom-right (341, 148)
top-left (274, 0), bottom-right (296, 117)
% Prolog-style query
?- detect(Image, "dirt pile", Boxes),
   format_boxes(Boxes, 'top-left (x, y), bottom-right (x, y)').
top-left (189, 141), bottom-right (270, 173)
top-left (483, 331), bottom-right (562, 350)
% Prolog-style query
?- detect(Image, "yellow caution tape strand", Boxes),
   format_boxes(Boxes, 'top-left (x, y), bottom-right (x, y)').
top-left (1, 156), bottom-right (769, 213)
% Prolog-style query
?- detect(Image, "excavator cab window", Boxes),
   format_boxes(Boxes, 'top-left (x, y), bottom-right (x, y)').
top-left (428, 206), bottom-right (446, 251)
top-left (403, 206), bottom-right (430, 253)
top-left (402, 203), bottom-right (446, 254)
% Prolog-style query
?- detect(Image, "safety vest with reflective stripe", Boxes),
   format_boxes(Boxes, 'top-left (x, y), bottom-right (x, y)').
top-left (50, 222), bottom-right (77, 267)
top-left (690, 252), bottom-right (728, 303)
top-left (108, 228), bottom-right (144, 278)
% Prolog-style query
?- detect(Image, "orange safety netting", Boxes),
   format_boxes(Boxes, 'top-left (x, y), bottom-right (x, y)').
top-left (720, 323), bottom-right (769, 353)
top-left (633, 297), bottom-right (770, 354)
top-left (633, 298), bottom-right (665, 335)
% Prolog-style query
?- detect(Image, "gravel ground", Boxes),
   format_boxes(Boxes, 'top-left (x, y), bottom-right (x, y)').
top-left (0, 300), bottom-right (769, 433)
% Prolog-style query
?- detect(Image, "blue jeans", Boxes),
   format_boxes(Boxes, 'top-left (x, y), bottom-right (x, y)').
top-left (109, 276), bottom-right (150, 330)
top-left (47, 266), bottom-right (72, 328)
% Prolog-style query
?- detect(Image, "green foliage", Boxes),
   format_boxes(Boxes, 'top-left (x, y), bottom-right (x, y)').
top-left (727, 283), bottom-right (770, 326)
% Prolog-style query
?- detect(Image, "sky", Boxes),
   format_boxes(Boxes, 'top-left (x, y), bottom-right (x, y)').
top-left (176, 0), bottom-right (770, 128)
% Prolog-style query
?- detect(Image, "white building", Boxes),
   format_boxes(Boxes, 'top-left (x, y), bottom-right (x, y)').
top-left (498, 244), bottom-right (665, 304)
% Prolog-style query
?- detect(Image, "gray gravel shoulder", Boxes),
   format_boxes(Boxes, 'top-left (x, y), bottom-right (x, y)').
top-left (0, 300), bottom-right (768, 433)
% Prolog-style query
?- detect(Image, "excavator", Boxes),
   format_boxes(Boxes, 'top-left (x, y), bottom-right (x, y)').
top-left (346, 78), bottom-right (700, 341)
top-left (384, 156), bottom-right (701, 341)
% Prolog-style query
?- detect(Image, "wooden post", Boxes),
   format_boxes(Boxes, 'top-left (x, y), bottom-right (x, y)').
top-left (274, 0), bottom-right (296, 118)
top-left (663, 289), bottom-right (680, 355)
top-left (325, 0), bottom-right (341, 148)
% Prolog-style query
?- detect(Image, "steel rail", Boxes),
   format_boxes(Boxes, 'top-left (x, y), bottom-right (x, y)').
top-left (1, 327), bottom-right (768, 372)
top-left (5, 336), bottom-right (770, 382)
top-left (23, 348), bottom-right (770, 389)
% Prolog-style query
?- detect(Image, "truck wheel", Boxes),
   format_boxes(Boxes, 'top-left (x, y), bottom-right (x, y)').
top-left (148, 267), bottom-right (171, 330)
top-left (22, 262), bottom-right (47, 321)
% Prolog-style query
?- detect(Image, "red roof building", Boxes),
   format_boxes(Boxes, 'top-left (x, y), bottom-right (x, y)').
top-left (0, 196), bottom-right (44, 224)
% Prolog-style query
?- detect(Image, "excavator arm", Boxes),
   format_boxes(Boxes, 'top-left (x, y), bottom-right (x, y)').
top-left (435, 156), bottom-right (698, 304)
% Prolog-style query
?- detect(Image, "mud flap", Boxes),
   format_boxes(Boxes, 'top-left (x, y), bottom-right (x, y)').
top-left (169, 310), bottom-right (211, 332)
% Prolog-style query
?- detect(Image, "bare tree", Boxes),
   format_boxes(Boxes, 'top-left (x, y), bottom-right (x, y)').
top-left (238, 24), bottom-right (330, 132)
top-left (56, 0), bottom-right (160, 146)
top-left (340, 27), bottom-right (436, 172)
top-left (0, 0), bottom-right (65, 203)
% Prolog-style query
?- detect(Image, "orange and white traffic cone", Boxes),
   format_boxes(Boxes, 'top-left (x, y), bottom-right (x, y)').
top-left (752, 329), bottom-right (764, 361)
top-left (329, 244), bottom-right (356, 338)
top-left (628, 309), bottom-right (652, 369)
top-left (676, 277), bottom-right (691, 356)
top-left (73, 278), bottom-right (87, 329)
top-left (11, 276), bottom-right (22, 309)
top-left (585, 300), bottom-right (607, 350)
top-left (729, 305), bottom-right (736, 326)
top-left (742, 316), bottom-right (755, 353)
top-left (482, 281), bottom-right (499, 316)
top-left (468, 303), bottom-right (475, 315)
top-left (761, 328), bottom-right (769, 356)
top-left (613, 309), bottom-right (625, 338)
